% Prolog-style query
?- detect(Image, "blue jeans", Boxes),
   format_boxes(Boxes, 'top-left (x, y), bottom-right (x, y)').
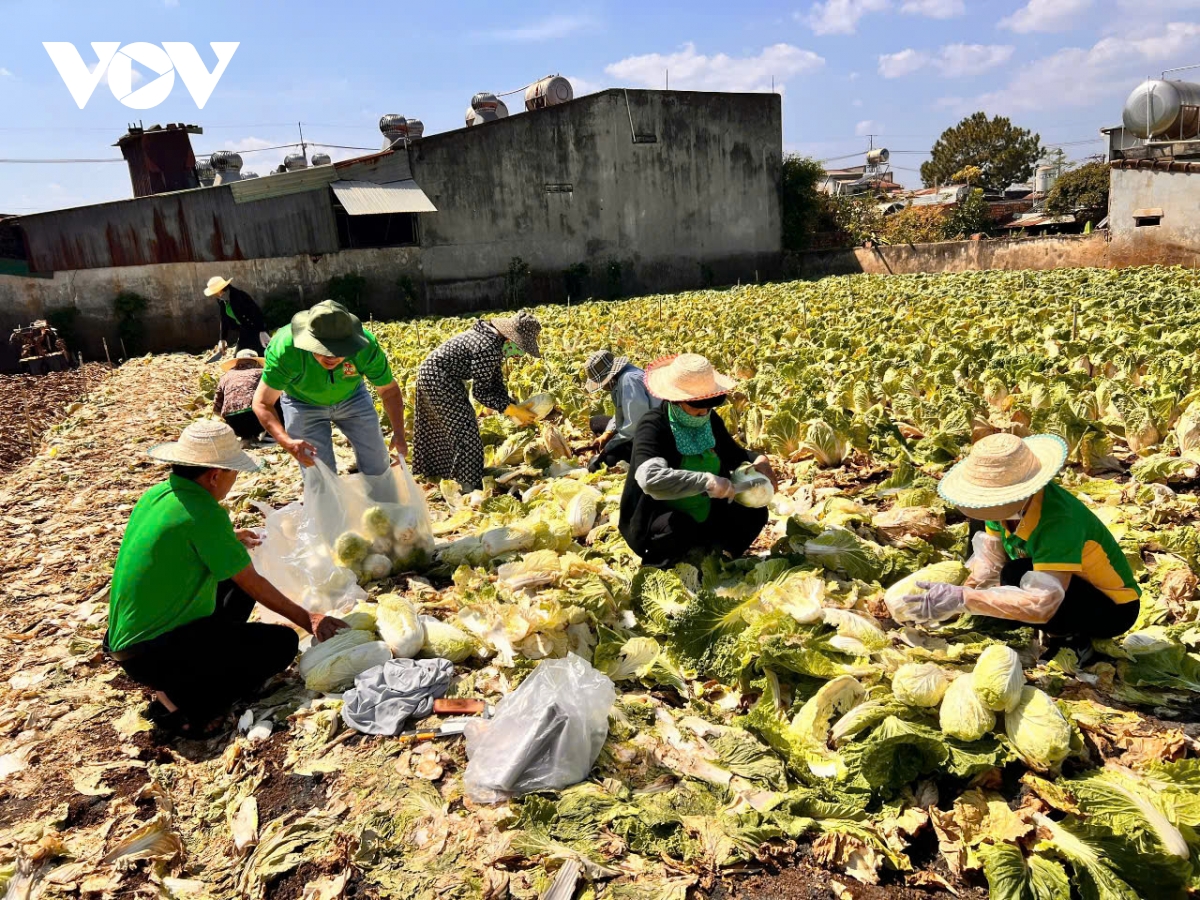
top-left (280, 382), bottom-right (391, 476)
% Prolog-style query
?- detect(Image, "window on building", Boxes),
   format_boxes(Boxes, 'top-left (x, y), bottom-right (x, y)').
top-left (1133, 208), bottom-right (1164, 228)
top-left (334, 207), bottom-right (419, 249)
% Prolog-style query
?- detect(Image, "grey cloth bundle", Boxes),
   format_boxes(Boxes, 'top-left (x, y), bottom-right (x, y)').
top-left (341, 657), bottom-right (455, 735)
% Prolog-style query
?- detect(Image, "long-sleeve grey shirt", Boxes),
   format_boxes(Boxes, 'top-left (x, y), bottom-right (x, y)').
top-left (635, 457), bottom-right (711, 500)
top-left (608, 365), bottom-right (661, 445)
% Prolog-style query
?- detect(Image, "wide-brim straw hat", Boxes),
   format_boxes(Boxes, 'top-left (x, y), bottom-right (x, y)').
top-left (291, 300), bottom-right (370, 358)
top-left (148, 419), bottom-right (261, 473)
top-left (644, 353), bottom-right (736, 402)
top-left (219, 348), bottom-right (265, 372)
top-left (585, 350), bottom-right (629, 393)
top-left (938, 432), bottom-right (1067, 515)
top-left (492, 310), bottom-right (542, 357)
top-left (204, 275), bottom-right (233, 297)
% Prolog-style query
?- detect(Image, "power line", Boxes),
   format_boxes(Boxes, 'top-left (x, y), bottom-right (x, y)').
top-left (0, 157), bottom-right (124, 163)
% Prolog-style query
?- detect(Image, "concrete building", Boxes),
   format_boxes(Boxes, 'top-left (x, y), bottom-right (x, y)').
top-left (0, 88), bottom-right (782, 360)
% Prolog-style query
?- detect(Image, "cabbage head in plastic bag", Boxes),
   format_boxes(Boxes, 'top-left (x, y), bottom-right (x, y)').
top-left (891, 662), bottom-right (949, 707)
top-left (972, 645), bottom-right (1025, 712)
top-left (730, 462), bottom-right (774, 508)
top-left (298, 629), bottom-right (391, 693)
top-left (1005, 686), bottom-right (1072, 770)
top-left (939, 673), bottom-right (995, 741)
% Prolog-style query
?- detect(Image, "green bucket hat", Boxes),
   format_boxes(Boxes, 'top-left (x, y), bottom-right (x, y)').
top-left (290, 300), bottom-right (370, 357)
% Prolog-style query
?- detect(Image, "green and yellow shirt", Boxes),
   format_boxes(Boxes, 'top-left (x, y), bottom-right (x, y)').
top-left (985, 481), bottom-right (1140, 604)
top-left (261, 326), bottom-right (393, 407)
top-left (107, 475), bottom-right (252, 651)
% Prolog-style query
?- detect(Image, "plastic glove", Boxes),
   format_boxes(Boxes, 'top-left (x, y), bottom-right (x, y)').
top-left (217, 340), bottom-right (228, 352)
top-left (705, 474), bottom-right (737, 501)
top-left (965, 531), bottom-right (1007, 589)
top-left (899, 581), bottom-right (966, 625)
top-left (258, 331), bottom-right (271, 349)
top-left (505, 404), bottom-right (538, 426)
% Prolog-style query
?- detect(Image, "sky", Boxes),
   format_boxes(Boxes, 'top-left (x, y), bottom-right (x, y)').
top-left (1, 0), bottom-right (1199, 212)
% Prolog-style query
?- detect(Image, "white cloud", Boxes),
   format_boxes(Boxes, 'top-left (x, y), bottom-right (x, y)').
top-left (936, 44), bottom-right (1015, 77)
top-left (900, 0), bottom-right (964, 17)
top-left (802, 0), bottom-right (890, 35)
top-left (999, 0), bottom-right (1092, 33)
top-left (1117, 0), bottom-right (1200, 8)
top-left (880, 44), bottom-right (1014, 78)
top-left (486, 15), bottom-right (595, 42)
top-left (0, 68), bottom-right (12, 78)
top-left (879, 49), bottom-right (930, 78)
top-left (972, 21), bottom-right (1200, 112)
top-left (855, 119), bottom-right (878, 135)
top-left (605, 43), bottom-right (824, 93)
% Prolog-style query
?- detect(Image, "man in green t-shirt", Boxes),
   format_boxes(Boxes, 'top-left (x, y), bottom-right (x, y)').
top-left (252, 300), bottom-right (406, 475)
top-left (106, 419), bottom-right (348, 736)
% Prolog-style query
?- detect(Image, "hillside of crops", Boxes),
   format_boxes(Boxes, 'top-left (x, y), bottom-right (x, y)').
top-left (5, 266), bottom-right (1200, 900)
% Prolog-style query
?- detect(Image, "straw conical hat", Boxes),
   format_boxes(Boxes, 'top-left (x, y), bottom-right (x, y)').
top-left (938, 432), bottom-right (1067, 512)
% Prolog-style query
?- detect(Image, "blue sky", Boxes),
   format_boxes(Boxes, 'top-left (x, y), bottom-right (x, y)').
top-left (2, 0), bottom-right (1199, 212)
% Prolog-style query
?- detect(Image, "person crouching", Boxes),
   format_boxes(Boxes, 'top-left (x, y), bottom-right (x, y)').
top-left (618, 354), bottom-right (777, 568)
top-left (104, 420), bottom-right (347, 737)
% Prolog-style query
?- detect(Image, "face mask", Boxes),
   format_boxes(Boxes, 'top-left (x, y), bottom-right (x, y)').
top-left (502, 341), bottom-right (525, 359)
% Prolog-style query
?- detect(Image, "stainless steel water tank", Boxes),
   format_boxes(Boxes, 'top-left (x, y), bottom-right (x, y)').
top-left (1123, 79), bottom-right (1200, 138)
top-left (524, 75), bottom-right (573, 111)
top-left (284, 152), bottom-right (308, 171)
top-left (311, 152), bottom-right (332, 166)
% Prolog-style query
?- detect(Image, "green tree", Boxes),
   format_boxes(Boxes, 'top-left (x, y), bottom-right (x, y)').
top-left (921, 113), bottom-right (1042, 194)
top-left (781, 154), bottom-right (827, 251)
top-left (1045, 160), bottom-right (1109, 217)
top-left (943, 188), bottom-right (994, 239)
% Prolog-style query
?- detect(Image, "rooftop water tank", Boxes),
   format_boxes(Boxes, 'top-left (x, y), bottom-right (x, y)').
top-left (524, 75), bottom-right (573, 111)
top-left (1034, 165), bottom-right (1056, 195)
top-left (284, 152), bottom-right (308, 172)
top-left (866, 148), bottom-right (890, 166)
top-left (1123, 79), bottom-right (1200, 139)
top-left (311, 152), bottom-right (332, 166)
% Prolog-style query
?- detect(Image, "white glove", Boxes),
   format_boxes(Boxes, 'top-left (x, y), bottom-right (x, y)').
top-left (216, 340), bottom-right (228, 352)
top-left (258, 331), bottom-right (271, 349)
top-left (705, 474), bottom-right (736, 500)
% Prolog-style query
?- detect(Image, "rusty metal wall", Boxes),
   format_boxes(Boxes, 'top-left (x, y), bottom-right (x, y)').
top-left (19, 185), bottom-right (340, 273)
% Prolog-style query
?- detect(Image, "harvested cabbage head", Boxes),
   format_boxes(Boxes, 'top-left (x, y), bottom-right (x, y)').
top-left (1005, 686), bottom-right (1072, 770)
top-left (884, 561), bottom-right (968, 619)
top-left (939, 673), bottom-right (995, 741)
top-left (419, 615), bottom-right (478, 663)
top-left (972, 645), bottom-right (1025, 712)
top-left (891, 663), bottom-right (949, 707)
top-left (377, 593), bottom-right (424, 658)
top-left (730, 462), bottom-right (774, 508)
top-left (362, 506), bottom-right (394, 539)
top-left (361, 553), bottom-right (392, 582)
top-left (334, 531), bottom-right (370, 567)
top-left (298, 629), bottom-right (391, 693)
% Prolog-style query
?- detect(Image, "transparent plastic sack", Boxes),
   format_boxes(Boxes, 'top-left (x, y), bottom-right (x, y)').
top-left (251, 459), bottom-right (435, 620)
top-left (463, 654), bottom-right (615, 803)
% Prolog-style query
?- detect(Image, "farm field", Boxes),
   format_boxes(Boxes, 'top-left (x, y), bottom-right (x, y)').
top-left (5, 266), bottom-right (1200, 899)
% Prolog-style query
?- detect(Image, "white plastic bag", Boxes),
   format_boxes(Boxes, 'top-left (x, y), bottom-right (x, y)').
top-left (463, 654), bottom-right (615, 802)
top-left (251, 459), bottom-right (435, 618)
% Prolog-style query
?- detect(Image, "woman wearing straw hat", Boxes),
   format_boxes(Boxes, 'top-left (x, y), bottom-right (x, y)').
top-left (583, 349), bottom-right (661, 473)
top-left (252, 300), bottom-right (406, 476)
top-left (214, 349), bottom-right (269, 441)
top-left (893, 432), bottom-right (1141, 642)
top-left (204, 275), bottom-right (270, 360)
top-left (105, 420), bottom-right (348, 737)
top-left (412, 311), bottom-right (543, 491)
top-left (618, 353), bottom-right (777, 568)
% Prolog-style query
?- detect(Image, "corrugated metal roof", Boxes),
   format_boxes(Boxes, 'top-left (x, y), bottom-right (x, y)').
top-left (1002, 214), bottom-right (1075, 229)
top-left (330, 179), bottom-right (437, 215)
top-left (229, 165), bottom-right (338, 204)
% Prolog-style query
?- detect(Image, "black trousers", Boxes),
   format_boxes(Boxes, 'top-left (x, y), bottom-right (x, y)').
top-left (1001, 558), bottom-right (1139, 638)
top-left (112, 581), bottom-right (298, 722)
top-left (587, 415), bottom-right (634, 471)
top-left (640, 504), bottom-right (769, 569)
top-left (224, 410), bottom-right (263, 440)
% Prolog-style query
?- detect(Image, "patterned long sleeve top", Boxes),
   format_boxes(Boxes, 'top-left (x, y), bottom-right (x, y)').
top-left (423, 321), bottom-right (513, 411)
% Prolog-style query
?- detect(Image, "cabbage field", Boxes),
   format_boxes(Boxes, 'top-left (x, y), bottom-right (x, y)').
top-left (6, 266), bottom-right (1200, 900)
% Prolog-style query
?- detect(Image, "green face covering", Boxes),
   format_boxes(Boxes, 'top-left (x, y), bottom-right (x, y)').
top-left (502, 341), bottom-right (525, 359)
top-left (667, 402), bottom-right (716, 455)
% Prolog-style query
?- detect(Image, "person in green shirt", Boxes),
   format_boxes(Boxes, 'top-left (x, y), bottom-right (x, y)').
top-left (252, 300), bottom-right (406, 475)
top-left (106, 419), bottom-right (348, 736)
top-left (894, 433), bottom-right (1141, 645)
